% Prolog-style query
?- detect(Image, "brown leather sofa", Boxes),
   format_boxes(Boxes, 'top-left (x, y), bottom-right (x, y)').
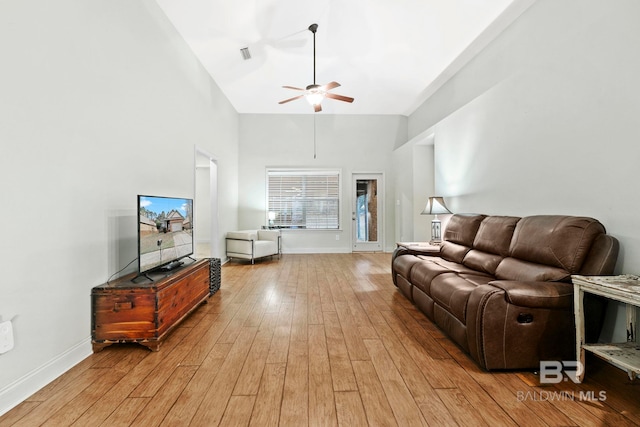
top-left (391, 214), bottom-right (619, 370)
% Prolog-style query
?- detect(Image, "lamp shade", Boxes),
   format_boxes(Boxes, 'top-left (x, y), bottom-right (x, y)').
top-left (421, 196), bottom-right (451, 215)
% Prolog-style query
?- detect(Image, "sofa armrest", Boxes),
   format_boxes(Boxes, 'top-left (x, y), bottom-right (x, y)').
top-left (467, 282), bottom-right (575, 370)
top-left (226, 231), bottom-right (257, 261)
top-left (488, 280), bottom-right (573, 309)
top-left (226, 230), bottom-right (258, 241)
top-left (398, 244), bottom-right (441, 257)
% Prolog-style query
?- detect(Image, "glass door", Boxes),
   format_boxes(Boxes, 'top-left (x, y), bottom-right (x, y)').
top-left (352, 173), bottom-right (383, 252)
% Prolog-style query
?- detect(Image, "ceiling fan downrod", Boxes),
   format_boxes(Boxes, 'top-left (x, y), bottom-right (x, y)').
top-left (309, 23), bottom-right (318, 85)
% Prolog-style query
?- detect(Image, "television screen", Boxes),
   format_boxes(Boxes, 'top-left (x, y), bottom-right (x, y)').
top-left (138, 195), bottom-right (194, 273)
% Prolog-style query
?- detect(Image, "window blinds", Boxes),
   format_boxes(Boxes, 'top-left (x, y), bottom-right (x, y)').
top-left (267, 170), bottom-right (340, 229)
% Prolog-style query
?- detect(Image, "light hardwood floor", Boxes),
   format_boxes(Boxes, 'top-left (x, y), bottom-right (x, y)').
top-left (2, 253), bottom-right (639, 426)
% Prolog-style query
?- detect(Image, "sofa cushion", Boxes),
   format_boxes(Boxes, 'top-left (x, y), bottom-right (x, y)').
top-left (430, 258), bottom-right (491, 276)
top-left (257, 229), bottom-right (280, 241)
top-left (254, 240), bottom-right (277, 258)
top-left (495, 257), bottom-right (570, 282)
top-left (430, 273), bottom-right (494, 323)
top-left (462, 250), bottom-right (503, 275)
top-left (443, 214), bottom-right (486, 246)
top-left (393, 255), bottom-right (422, 282)
top-left (440, 241), bottom-right (472, 264)
top-left (440, 214), bottom-right (486, 263)
top-left (509, 215), bottom-right (606, 273)
top-left (411, 258), bottom-right (488, 295)
top-left (411, 256), bottom-right (472, 295)
top-left (455, 216), bottom-right (519, 275)
top-left (410, 259), bottom-right (450, 295)
top-left (473, 216), bottom-right (520, 256)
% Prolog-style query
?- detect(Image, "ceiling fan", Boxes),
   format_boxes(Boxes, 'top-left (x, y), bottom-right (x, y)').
top-left (278, 23), bottom-right (354, 112)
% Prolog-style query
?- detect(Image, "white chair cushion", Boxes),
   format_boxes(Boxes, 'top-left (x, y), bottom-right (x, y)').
top-left (253, 240), bottom-right (278, 258)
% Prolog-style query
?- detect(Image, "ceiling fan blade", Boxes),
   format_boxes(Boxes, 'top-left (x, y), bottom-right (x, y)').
top-left (325, 92), bottom-right (354, 103)
top-left (323, 81), bottom-right (341, 90)
top-left (278, 95), bottom-right (305, 104)
top-left (282, 85), bottom-right (305, 91)
top-left (314, 103), bottom-right (322, 112)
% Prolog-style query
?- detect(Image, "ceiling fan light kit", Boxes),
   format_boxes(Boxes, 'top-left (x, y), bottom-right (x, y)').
top-left (279, 23), bottom-right (354, 112)
top-left (305, 85), bottom-right (324, 108)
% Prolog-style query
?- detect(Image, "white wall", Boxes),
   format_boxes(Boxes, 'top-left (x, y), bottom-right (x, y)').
top-left (238, 114), bottom-right (407, 253)
top-left (392, 141), bottom-right (416, 243)
top-left (0, 0), bottom-right (239, 413)
top-left (409, 0), bottom-right (640, 341)
top-left (391, 136), bottom-right (436, 243)
top-left (412, 143), bottom-right (436, 242)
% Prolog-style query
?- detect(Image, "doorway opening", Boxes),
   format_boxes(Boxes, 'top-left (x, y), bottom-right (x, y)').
top-left (194, 148), bottom-right (219, 259)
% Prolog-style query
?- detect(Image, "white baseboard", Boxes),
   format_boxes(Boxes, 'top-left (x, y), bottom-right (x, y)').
top-left (0, 338), bottom-right (92, 416)
top-left (283, 248), bottom-right (351, 254)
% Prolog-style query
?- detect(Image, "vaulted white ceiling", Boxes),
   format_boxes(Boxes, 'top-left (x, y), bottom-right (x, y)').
top-left (155, 0), bottom-right (534, 115)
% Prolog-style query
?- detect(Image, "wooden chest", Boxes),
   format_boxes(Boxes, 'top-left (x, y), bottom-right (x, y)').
top-left (91, 259), bottom-right (210, 352)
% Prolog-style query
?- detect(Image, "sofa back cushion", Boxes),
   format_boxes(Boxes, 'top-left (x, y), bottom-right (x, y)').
top-left (462, 250), bottom-right (503, 275)
top-left (474, 216), bottom-right (520, 256)
top-left (509, 216), bottom-right (606, 273)
top-left (443, 214), bottom-right (486, 246)
top-left (459, 216), bottom-right (520, 275)
top-left (440, 214), bottom-right (486, 263)
top-left (440, 241), bottom-right (471, 264)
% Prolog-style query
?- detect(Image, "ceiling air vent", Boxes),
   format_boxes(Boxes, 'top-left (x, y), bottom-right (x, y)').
top-left (240, 47), bottom-right (251, 60)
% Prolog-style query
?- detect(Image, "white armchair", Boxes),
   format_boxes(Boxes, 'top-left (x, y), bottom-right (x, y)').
top-left (226, 230), bottom-right (281, 264)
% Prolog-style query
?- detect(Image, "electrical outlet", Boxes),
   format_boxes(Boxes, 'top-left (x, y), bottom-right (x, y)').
top-left (336, 234), bottom-right (340, 240)
top-left (0, 320), bottom-right (14, 354)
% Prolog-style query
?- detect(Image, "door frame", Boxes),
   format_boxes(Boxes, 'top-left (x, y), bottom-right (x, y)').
top-left (194, 147), bottom-right (219, 259)
top-left (351, 172), bottom-right (384, 252)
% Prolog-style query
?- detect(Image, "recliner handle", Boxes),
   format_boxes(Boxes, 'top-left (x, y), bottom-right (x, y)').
top-left (517, 313), bottom-right (534, 324)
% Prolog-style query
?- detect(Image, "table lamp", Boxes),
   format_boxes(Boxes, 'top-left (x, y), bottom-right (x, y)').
top-left (421, 196), bottom-right (451, 244)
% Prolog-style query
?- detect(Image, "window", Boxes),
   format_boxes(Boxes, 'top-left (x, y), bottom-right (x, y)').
top-left (267, 169), bottom-right (340, 229)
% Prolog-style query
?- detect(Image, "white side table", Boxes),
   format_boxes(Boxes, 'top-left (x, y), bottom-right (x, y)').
top-left (572, 274), bottom-right (640, 382)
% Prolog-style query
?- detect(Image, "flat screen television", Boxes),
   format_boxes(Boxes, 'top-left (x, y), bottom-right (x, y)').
top-left (137, 195), bottom-right (194, 274)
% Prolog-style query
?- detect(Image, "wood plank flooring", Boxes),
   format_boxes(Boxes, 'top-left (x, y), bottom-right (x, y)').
top-left (2, 253), bottom-right (639, 426)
